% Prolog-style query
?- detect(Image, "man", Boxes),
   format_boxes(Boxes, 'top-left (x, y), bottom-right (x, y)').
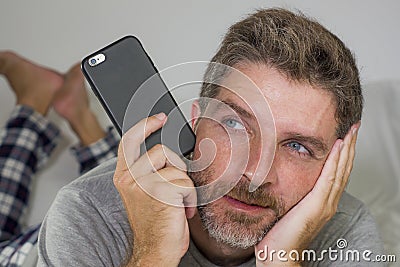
top-left (38, 8), bottom-right (383, 266)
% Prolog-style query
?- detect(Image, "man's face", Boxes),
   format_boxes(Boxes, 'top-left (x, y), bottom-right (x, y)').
top-left (189, 63), bottom-right (338, 249)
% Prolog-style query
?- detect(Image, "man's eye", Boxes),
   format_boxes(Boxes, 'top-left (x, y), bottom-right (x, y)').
top-left (286, 141), bottom-right (310, 155)
top-left (223, 119), bottom-right (245, 130)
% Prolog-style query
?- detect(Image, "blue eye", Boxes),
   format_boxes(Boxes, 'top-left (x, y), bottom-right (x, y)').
top-left (286, 141), bottom-right (310, 155)
top-left (223, 119), bottom-right (245, 130)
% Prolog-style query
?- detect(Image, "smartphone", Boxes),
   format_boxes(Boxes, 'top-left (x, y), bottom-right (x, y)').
top-left (81, 35), bottom-right (196, 156)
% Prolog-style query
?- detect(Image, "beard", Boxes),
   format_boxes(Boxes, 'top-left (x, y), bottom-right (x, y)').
top-left (189, 165), bottom-right (286, 249)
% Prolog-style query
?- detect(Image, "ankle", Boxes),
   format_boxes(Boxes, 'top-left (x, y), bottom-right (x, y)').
top-left (70, 111), bottom-right (106, 146)
top-left (17, 97), bottom-right (50, 116)
top-left (64, 106), bottom-right (91, 127)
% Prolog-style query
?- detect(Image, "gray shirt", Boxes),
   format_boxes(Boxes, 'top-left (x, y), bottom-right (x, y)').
top-left (37, 158), bottom-right (384, 266)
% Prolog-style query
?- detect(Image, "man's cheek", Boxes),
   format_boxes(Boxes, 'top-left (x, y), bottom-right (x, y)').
top-left (192, 136), bottom-right (232, 179)
top-left (276, 159), bottom-right (323, 206)
top-left (209, 139), bottom-right (235, 179)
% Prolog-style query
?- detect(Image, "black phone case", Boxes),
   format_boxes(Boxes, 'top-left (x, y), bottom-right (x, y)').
top-left (81, 35), bottom-right (195, 156)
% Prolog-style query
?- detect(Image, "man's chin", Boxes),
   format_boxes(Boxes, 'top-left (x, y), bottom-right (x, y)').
top-left (198, 200), bottom-right (279, 249)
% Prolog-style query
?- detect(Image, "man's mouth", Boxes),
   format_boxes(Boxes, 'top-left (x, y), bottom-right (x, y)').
top-left (223, 195), bottom-right (268, 212)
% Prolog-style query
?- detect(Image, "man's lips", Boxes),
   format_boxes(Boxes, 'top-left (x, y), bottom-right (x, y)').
top-left (223, 195), bottom-right (268, 212)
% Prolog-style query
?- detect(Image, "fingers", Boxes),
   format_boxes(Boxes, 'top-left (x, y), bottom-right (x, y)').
top-left (116, 143), bottom-right (187, 188)
top-left (344, 122), bottom-right (361, 179)
top-left (312, 139), bottom-right (342, 202)
top-left (165, 176), bottom-right (197, 207)
top-left (115, 113), bottom-right (167, 172)
top-left (130, 144), bottom-right (187, 179)
top-left (329, 122), bottom-right (360, 205)
top-left (312, 122), bottom-right (360, 206)
top-left (327, 126), bottom-right (353, 197)
top-left (133, 167), bottom-right (197, 211)
top-left (115, 137), bottom-right (197, 213)
top-left (134, 167), bottom-right (192, 194)
top-left (112, 112), bottom-right (197, 247)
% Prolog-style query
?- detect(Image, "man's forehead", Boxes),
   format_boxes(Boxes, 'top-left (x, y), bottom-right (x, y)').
top-left (214, 88), bottom-right (254, 113)
top-left (216, 64), bottom-right (336, 116)
top-left (221, 63), bottom-right (333, 98)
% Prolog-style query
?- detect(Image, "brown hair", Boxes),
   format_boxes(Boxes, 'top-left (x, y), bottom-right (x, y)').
top-left (200, 8), bottom-right (362, 138)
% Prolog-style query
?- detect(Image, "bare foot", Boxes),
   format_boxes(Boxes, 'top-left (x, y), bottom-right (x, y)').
top-left (53, 63), bottom-right (90, 124)
top-left (53, 64), bottom-right (105, 146)
top-left (0, 51), bottom-right (63, 115)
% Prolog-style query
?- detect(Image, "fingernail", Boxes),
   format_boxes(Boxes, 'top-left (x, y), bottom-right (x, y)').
top-left (339, 140), bottom-right (344, 150)
top-left (352, 126), bottom-right (358, 135)
top-left (155, 112), bottom-right (166, 121)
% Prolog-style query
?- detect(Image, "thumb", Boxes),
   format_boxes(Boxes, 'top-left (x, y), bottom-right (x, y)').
top-left (115, 113), bottom-right (167, 173)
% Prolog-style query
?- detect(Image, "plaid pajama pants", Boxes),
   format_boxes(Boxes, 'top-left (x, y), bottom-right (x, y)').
top-left (0, 106), bottom-right (119, 266)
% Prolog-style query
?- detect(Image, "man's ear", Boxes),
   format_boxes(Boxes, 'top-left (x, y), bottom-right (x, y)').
top-left (191, 100), bottom-right (201, 131)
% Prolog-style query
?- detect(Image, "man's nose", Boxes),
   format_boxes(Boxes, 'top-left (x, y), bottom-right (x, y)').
top-left (243, 145), bottom-right (277, 191)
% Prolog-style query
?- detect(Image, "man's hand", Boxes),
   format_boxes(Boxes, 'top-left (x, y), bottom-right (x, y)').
top-left (255, 122), bottom-right (360, 266)
top-left (113, 113), bottom-right (197, 267)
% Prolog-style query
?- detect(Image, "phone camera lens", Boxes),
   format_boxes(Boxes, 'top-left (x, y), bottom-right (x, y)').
top-left (90, 58), bottom-right (97, 65)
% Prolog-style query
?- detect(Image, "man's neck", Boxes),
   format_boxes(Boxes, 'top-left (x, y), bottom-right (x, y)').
top-left (188, 213), bottom-right (254, 266)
